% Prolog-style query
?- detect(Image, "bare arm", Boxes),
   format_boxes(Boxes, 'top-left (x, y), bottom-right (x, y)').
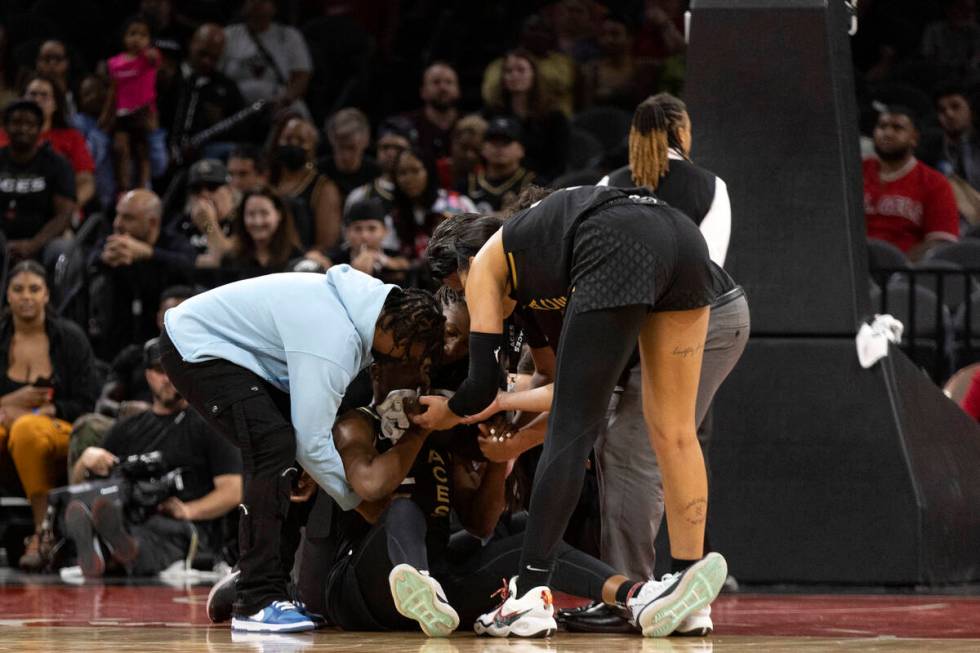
top-left (181, 474), bottom-right (243, 521)
top-left (335, 411), bottom-right (431, 502)
top-left (313, 178), bottom-right (342, 251)
top-left (453, 458), bottom-right (509, 539)
top-left (76, 172), bottom-right (95, 208)
top-left (284, 70), bottom-right (311, 106)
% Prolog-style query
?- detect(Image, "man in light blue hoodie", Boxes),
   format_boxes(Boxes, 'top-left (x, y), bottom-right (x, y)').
top-left (159, 265), bottom-right (445, 633)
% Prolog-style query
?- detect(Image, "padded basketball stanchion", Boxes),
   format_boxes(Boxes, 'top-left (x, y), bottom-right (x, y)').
top-left (686, 0), bottom-right (980, 584)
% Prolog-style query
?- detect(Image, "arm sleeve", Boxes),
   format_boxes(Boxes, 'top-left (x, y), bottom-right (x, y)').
top-left (699, 176), bottom-right (732, 267)
top-left (447, 332), bottom-right (503, 416)
top-left (923, 173), bottom-right (960, 242)
top-left (286, 350), bottom-right (361, 510)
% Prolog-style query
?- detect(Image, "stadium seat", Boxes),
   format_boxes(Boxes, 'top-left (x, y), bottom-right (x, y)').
top-left (952, 290), bottom-right (980, 369)
top-left (911, 259), bottom-right (978, 310)
top-left (871, 281), bottom-right (952, 381)
top-left (963, 223), bottom-right (980, 240)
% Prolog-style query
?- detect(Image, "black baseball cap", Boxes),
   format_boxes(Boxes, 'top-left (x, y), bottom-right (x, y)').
top-left (344, 198), bottom-right (387, 226)
top-left (3, 99), bottom-right (43, 126)
top-left (143, 337), bottom-right (162, 369)
top-left (188, 159), bottom-right (229, 187)
top-left (484, 117), bottom-right (523, 144)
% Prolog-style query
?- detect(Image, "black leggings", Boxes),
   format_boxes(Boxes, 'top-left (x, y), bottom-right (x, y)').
top-left (328, 499), bottom-right (619, 630)
top-left (518, 300), bottom-right (650, 595)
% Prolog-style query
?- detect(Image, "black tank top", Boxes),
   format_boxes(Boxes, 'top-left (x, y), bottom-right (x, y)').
top-left (501, 185), bottom-right (666, 312)
top-left (359, 406), bottom-right (453, 552)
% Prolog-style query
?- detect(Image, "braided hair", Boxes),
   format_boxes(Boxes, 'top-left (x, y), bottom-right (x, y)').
top-left (377, 288), bottom-right (446, 363)
top-left (628, 93), bottom-right (689, 190)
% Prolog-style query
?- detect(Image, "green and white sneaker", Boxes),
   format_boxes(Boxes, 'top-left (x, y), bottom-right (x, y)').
top-left (388, 563), bottom-right (460, 637)
top-left (627, 552), bottom-right (727, 637)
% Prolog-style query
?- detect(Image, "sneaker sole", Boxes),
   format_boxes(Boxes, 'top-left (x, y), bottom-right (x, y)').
top-left (474, 615), bottom-right (557, 638)
top-left (388, 564), bottom-right (459, 637)
top-left (230, 616), bottom-right (315, 633)
top-left (673, 620), bottom-right (714, 637)
top-left (207, 569), bottom-right (240, 623)
top-left (91, 499), bottom-right (139, 565)
top-left (638, 552), bottom-right (727, 638)
top-left (64, 502), bottom-right (104, 578)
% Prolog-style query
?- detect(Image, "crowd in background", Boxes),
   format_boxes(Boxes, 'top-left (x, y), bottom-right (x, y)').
top-left (0, 0), bottom-right (979, 572)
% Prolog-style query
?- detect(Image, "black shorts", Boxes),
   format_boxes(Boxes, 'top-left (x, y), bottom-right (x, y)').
top-left (569, 201), bottom-right (718, 314)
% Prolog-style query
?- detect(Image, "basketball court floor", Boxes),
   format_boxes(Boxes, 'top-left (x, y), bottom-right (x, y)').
top-left (0, 571), bottom-right (977, 652)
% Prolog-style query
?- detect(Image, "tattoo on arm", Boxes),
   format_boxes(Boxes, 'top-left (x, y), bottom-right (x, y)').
top-left (683, 497), bottom-right (707, 525)
top-left (672, 344), bottom-right (704, 358)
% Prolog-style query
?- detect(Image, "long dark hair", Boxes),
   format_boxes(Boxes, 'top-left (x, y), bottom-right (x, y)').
top-left (230, 187), bottom-right (301, 270)
top-left (391, 146), bottom-right (440, 249)
top-left (4, 259), bottom-right (49, 323)
top-left (22, 72), bottom-right (68, 129)
top-left (488, 49), bottom-right (552, 119)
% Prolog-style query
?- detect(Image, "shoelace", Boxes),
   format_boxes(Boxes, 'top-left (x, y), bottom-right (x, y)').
top-left (271, 601), bottom-right (298, 612)
top-left (490, 578), bottom-right (510, 604)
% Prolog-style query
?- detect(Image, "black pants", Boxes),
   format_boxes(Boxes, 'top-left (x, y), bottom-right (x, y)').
top-left (159, 328), bottom-right (302, 615)
top-left (519, 301), bottom-right (650, 594)
top-left (326, 498), bottom-right (617, 630)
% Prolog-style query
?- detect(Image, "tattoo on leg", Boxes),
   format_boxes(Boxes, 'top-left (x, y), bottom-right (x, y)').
top-left (671, 344), bottom-right (704, 358)
top-left (683, 498), bottom-right (707, 525)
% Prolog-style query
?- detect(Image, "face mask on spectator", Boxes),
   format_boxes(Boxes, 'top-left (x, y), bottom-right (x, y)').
top-left (275, 144), bottom-right (308, 171)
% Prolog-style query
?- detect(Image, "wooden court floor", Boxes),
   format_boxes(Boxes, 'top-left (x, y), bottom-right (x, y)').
top-left (0, 579), bottom-right (978, 651)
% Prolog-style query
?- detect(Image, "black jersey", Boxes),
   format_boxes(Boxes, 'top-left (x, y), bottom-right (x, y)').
top-left (605, 158), bottom-right (717, 227)
top-left (502, 185), bottom-right (662, 312)
top-left (359, 406), bottom-right (453, 552)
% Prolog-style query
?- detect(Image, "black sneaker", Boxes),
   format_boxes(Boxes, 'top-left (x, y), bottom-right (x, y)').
top-left (64, 500), bottom-right (104, 578)
top-left (91, 497), bottom-right (139, 568)
top-left (207, 568), bottom-right (240, 623)
top-left (557, 601), bottom-right (637, 633)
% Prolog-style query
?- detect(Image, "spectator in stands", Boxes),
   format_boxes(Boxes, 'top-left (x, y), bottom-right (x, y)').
top-left (222, 186), bottom-right (303, 275)
top-left (484, 49), bottom-right (570, 183)
top-left (270, 115), bottom-right (341, 259)
top-left (320, 108), bottom-right (379, 201)
top-left (169, 23), bottom-right (246, 162)
top-left (227, 144), bottom-right (269, 194)
top-left (326, 198), bottom-right (409, 284)
top-left (168, 159), bottom-right (237, 268)
top-left (0, 260), bottom-right (98, 570)
top-left (0, 100), bottom-right (76, 264)
top-left (0, 74), bottom-right (96, 209)
top-left (221, 0), bottom-right (313, 118)
top-left (35, 40), bottom-right (78, 119)
top-left (581, 14), bottom-right (645, 112)
top-left (404, 62), bottom-right (460, 166)
top-left (921, 0), bottom-right (980, 76)
top-left (864, 106), bottom-right (959, 260)
top-left (461, 117), bottom-right (535, 214)
top-left (550, 0), bottom-right (600, 63)
top-left (436, 114), bottom-right (486, 191)
top-left (103, 15), bottom-right (161, 192)
top-left (67, 337), bottom-right (242, 578)
top-left (71, 75), bottom-right (114, 210)
top-left (0, 27), bottom-right (17, 109)
top-left (99, 286), bottom-right (196, 418)
top-left (962, 368), bottom-right (980, 421)
top-left (90, 189), bottom-right (193, 358)
top-left (923, 83), bottom-right (980, 189)
top-left (390, 146), bottom-right (476, 261)
top-left (345, 117), bottom-right (415, 215)
top-left (481, 15), bottom-right (577, 118)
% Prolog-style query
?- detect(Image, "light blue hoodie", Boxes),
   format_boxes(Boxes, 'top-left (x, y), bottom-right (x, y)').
top-left (163, 265), bottom-right (395, 510)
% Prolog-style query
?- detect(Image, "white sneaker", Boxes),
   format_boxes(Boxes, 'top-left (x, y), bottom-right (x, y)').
top-left (627, 552), bottom-right (727, 637)
top-left (674, 604), bottom-right (713, 636)
top-left (473, 577), bottom-right (557, 638)
top-left (388, 564), bottom-right (460, 637)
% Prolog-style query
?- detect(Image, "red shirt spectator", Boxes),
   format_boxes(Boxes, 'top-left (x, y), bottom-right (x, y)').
top-left (0, 128), bottom-right (94, 174)
top-left (962, 369), bottom-right (980, 421)
top-left (863, 157), bottom-right (958, 254)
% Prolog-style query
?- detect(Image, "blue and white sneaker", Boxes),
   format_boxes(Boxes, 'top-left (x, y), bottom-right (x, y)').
top-left (231, 600), bottom-right (315, 633)
top-left (291, 599), bottom-right (328, 629)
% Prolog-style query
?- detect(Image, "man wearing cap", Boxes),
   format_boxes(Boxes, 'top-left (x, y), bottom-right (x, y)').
top-left (66, 337), bottom-right (243, 578)
top-left (166, 158), bottom-right (237, 266)
top-left (461, 116), bottom-right (535, 213)
top-left (327, 198), bottom-right (410, 284)
top-left (0, 99), bottom-right (76, 262)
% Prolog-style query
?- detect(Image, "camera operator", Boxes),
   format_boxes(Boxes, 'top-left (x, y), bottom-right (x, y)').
top-left (65, 338), bottom-right (242, 578)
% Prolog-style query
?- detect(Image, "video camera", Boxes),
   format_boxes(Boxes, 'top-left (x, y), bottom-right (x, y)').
top-left (48, 451), bottom-right (186, 534)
